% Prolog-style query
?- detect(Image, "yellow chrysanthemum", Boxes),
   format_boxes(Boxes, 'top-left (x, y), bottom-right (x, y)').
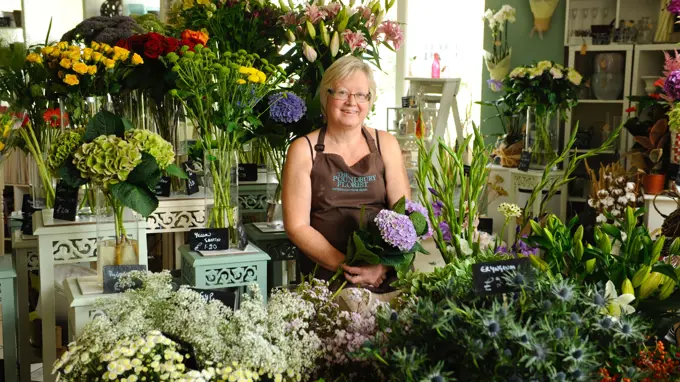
top-left (247, 74), bottom-right (259, 83)
top-left (131, 53), bottom-right (144, 65)
top-left (87, 65), bottom-right (97, 75)
top-left (26, 53), bottom-right (42, 64)
top-left (41, 46), bottom-right (54, 56)
top-left (238, 66), bottom-right (249, 75)
top-left (72, 62), bottom-right (88, 75)
top-left (91, 41), bottom-right (100, 51)
top-left (236, 79), bottom-right (246, 85)
top-left (183, 0), bottom-right (195, 10)
top-left (92, 52), bottom-right (103, 62)
top-left (113, 46), bottom-right (130, 61)
top-left (63, 74), bottom-right (79, 86)
top-left (103, 59), bottom-right (116, 69)
top-left (83, 48), bottom-right (93, 61)
top-left (256, 71), bottom-right (266, 83)
top-left (59, 58), bottom-right (72, 69)
top-left (57, 41), bottom-right (68, 50)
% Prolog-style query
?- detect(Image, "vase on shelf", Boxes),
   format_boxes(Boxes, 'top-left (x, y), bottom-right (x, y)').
top-left (95, 187), bottom-right (140, 282)
top-left (641, 76), bottom-right (659, 94)
top-left (204, 146), bottom-right (242, 249)
top-left (592, 53), bottom-right (624, 100)
top-left (265, 148), bottom-right (284, 229)
top-left (28, 154), bottom-right (55, 209)
top-left (525, 106), bottom-right (559, 170)
top-left (149, 94), bottom-right (188, 195)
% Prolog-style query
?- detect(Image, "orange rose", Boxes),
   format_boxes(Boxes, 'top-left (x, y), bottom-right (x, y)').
top-left (181, 29), bottom-right (209, 46)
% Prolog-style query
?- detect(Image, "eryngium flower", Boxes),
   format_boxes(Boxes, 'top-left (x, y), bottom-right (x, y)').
top-left (374, 209), bottom-right (417, 252)
top-left (268, 92), bottom-right (307, 124)
top-left (73, 135), bottom-right (142, 188)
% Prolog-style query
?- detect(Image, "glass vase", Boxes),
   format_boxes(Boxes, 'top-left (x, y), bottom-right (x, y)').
top-left (58, 95), bottom-right (108, 129)
top-left (525, 107), bottom-right (559, 169)
top-left (204, 147), bottom-right (241, 249)
top-left (95, 187), bottom-right (140, 282)
top-left (28, 154), bottom-right (55, 209)
top-left (149, 94), bottom-right (187, 195)
top-left (265, 148), bottom-right (284, 229)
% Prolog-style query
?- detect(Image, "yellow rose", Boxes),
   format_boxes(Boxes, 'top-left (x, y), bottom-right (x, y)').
top-left (87, 65), bottom-right (97, 75)
top-left (537, 60), bottom-right (552, 71)
top-left (63, 74), bottom-right (79, 86)
top-left (104, 59), bottom-right (116, 69)
top-left (257, 71), bottom-right (266, 83)
top-left (236, 79), bottom-right (246, 85)
top-left (247, 74), bottom-right (259, 83)
top-left (26, 53), bottom-right (43, 64)
top-left (59, 58), bottom-right (72, 69)
top-left (57, 41), bottom-right (68, 50)
top-left (83, 48), bottom-right (93, 61)
top-left (68, 52), bottom-right (81, 61)
top-left (131, 53), bottom-right (144, 65)
top-left (41, 46), bottom-right (54, 56)
top-left (73, 62), bottom-right (88, 75)
top-left (101, 44), bottom-right (112, 53)
top-left (91, 41), bottom-right (100, 51)
top-left (567, 69), bottom-right (582, 86)
top-left (183, 0), bottom-right (195, 10)
top-left (0, 142), bottom-right (5, 151)
top-left (92, 52), bottom-right (103, 62)
top-left (113, 46), bottom-right (130, 61)
top-left (3, 125), bottom-right (10, 138)
top-left (50, 49), bottom-right (61, 58)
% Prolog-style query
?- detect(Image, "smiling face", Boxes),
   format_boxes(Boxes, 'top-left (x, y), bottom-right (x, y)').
top-left (325, 71), bottom-right (371, 130)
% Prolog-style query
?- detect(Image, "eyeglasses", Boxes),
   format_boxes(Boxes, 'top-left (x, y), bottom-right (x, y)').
top-left (327, 88), bottom-right (371, 103)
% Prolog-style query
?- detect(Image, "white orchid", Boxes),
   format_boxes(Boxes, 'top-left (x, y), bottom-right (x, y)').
top-left (602, 280), bottom-right (636, 318)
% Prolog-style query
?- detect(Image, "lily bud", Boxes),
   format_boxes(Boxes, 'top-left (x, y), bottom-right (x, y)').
top-left (632, 265), bottom-right (651, 287)
top-left (302, 42), bottom-right (318, 62)
top-left (350, 0), bottom-right (356, 7)
top-left (621, 278), bottom-right (634, 296)
top-left (320, 20), bottom-right (330, 46)
top-left (306, 20), bottom-right (316, 39)
top-left (638, 272), bottom-right (663, 300)
top-left (659, 279), bottom-right (677, 300)
top-left (585, 258), bottom-right (596, 274)
top-left (573, 240), bottom-right (583, 261)
top-left (651, 236), bottom-right (665, 264)
top-left (278, 0), bottom-right (289, 12)
top-left (286, 29), bottom-right (296, 43)
top-left (529, 220), bottom-right (542, 236)
top-left (529, 254), bottom-right (549, 273)
top-left (330, 31), bottom-right (340, 57)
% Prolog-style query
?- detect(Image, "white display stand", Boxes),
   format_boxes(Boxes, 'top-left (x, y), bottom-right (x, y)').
top-left (10, 231), bottom-right (38, 382)
top-left (63, 276), bottom-right (124, 341)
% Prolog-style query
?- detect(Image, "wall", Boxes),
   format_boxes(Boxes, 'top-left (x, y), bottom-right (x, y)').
top-left (480, 0), bottom-right (566, 139)
top-left (23, 0), bottom-right (83, 44)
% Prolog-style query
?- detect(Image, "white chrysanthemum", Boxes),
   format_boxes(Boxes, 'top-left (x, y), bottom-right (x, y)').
top-left (498, 202), bottom-right (522, 219)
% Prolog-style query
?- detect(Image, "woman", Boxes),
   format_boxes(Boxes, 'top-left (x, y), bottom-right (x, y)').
top-left (283, 56), bottom-right (410, 291)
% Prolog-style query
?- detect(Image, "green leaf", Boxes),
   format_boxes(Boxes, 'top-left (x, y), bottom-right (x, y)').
top-left (126, 153), bottom-right (161, 189)
top-left (58, 162), bottom-right (88, 187)
top-left (379, 253), bottom-right (409, 266)
top-left (348, 232), bottom-right (381, 266)
top-left (122, 117), bottom-right (135, 132)
top-left (652, 264), bottom-right (679, 283)
top-left (165, 163), bottom-right (188, 179)
top-left (110, 182), bottom-right (159, 218)
top-left (392, 196), bottom-right (406, 214)
top-left (411, 241), bottom-right (429, 255)
top-left (394, 253), bottom-right (415, 275)
top-left (83, 110), bottom-right (126, 142)
top-left (600, 224), bottom-right (621, 241)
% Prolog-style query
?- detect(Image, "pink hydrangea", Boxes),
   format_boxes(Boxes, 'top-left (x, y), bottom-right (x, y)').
top-left (342, 30), bottom-right (368, 53)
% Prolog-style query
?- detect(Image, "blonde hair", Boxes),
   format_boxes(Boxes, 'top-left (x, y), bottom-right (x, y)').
top-left (319, 55), bottom-right (377, 117)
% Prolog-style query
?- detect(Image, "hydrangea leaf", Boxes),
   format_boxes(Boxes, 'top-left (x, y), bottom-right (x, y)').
top-left (347, 232), bottom-right (381, 266)
top-left (126, 152), bottom-right (162, 190)
top-left (122, 117), bottom-right (134, 132)
top-left (165, 163), bottom-right (188, 179)
top-left (392, 196), bottom-right (406, 214)
top-left (110, 181), bottom-right (159, 218)
top-left (83, 110), bottom-right (126, 142)
top-left (58, 162), bottom-right (88, 187)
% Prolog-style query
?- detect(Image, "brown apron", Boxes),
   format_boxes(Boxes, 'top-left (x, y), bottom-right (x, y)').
top-left (299, 126), bottom-right (397, 293)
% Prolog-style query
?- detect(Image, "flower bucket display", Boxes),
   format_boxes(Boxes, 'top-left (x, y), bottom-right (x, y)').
top-left (526, 106), bottom-right (559, 169)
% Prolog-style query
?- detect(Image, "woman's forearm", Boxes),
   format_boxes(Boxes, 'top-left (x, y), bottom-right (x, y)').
top-left (287, 225), bottom-right (345, 272)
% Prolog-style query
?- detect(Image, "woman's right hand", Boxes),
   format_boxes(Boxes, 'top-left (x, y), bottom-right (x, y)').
top-left (342, 264), bottom-right (388, 288)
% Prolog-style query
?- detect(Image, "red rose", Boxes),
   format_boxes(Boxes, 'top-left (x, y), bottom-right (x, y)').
top-left (165, 37), bottom-right (179, 54)
top-left (143, 32), bottom-right (165, 59)
top-left (115, 38), bottom-right (130, 50)
top-left (128, 34), bottom-right (148, 54)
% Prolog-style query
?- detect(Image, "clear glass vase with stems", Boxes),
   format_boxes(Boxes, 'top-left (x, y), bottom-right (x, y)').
top-left (110, 90), bottom-right (152, 131)
top-left (525, 106), bottom-right (559, 169)
top-left (95, 186), bottom-right (140, 282)
top-left (149, 94), bottom-right (188, 195)
top-left (265, 146), bottom-right (284, 228)
top-left (204, 134), bottom-right (241, 249)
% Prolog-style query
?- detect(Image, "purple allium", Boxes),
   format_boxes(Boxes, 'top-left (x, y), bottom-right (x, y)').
top-left (664, 70), bottom-right (680, 101)
top-left (406, 200), bottom-right (433, 239)
top-left (669, 0), bottom-right (680, 13)
top-left (439, 221), bottom-right (452, 242)
top-left (268, 92), bottom-right (307, 124)
top-left (432, 200), bottom-right (444, 217)
top-left (374, 209), bottom-right (417, 252)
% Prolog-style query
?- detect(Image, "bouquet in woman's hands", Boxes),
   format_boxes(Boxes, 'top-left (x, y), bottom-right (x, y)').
top-left (335, 197), bottom-right (431, 285)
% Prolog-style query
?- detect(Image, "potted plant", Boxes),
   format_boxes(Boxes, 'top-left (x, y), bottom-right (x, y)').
top-left (479, 96), bottom-right (524, 167)
top-left (628, 119), bottom-right (669, 195)
top-left (483, 5), bottom-right (516, 92)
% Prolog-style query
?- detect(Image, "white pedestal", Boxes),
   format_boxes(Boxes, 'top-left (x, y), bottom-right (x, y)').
top-left (10, 231), bottom-right (38, 382)
top-left (63, 276), bottom-right (124, 342)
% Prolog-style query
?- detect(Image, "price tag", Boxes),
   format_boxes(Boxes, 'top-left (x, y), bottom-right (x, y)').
top-left (472, 258), bottom-right (530, 295)
top-left (102, 264), bottom-right (147, 294)
top-left (518, 151), bottom-right (532, 172)
top-left (53, 181), bottom-right (79, 221)
top-left (183, 161), bottom-right (200, 195)
top-left (190, 287), bottom-right (238, 309)
top-left (154, 176), bottom-right (171, 197)
top-left (238, 163), bottom-right (258, 182)
top-left (189, 228), bottom-right (229, 252)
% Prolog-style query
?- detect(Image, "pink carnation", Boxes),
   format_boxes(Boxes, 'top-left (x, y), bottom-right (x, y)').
top-left (304, 4), bottom-right (327, 24)
top-left (342, 30), bottom-right (367, 53)
top-left (375, 20), bottom-right (403, 50)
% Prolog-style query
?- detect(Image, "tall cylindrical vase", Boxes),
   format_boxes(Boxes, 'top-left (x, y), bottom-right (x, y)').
top-left (205, 147), bottom-right (242, 249)
top-left (526, 107), bottom-right (559, 169)
top-left (265, 148), bottom-right (284, 229)
top-left (95, 187), bottom-right (140, 282)
top-left (150, 95), bottom-right (188, 195)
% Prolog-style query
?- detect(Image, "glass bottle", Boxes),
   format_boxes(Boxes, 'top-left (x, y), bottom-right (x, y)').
top-left (431, 53), bottom-right (441, 79)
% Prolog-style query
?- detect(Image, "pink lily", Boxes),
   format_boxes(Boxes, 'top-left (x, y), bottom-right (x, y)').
top-left (304, 4), bottom-right (327, 24)
top-left (342, 30), bottom-right (367, 53)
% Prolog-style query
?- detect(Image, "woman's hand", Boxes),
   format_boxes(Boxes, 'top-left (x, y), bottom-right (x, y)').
top-left (342, 264), bottom-right (388, 288)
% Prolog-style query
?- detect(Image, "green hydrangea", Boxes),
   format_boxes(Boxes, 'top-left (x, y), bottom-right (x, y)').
top-left (46, 129), bottom-right (84, 175)
top-left (73, 135), bottom-right (142, 188)
top-left (125, 129), bottom-right (175, 170)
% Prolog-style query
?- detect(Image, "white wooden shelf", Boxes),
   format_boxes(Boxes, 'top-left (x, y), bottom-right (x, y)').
top-left (635, 43), bottom-right (680, 51)
top-left (568, 197), bottom-right (588, 202)
top-left (577, 99), bottom-right (624, 104)
top-left (568, 44), bottom-right (634, 53)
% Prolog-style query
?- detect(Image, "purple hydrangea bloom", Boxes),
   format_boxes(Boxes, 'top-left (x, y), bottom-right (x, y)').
top-left (374, 209), bottom-right (417, 252)
top-left (268, 92), bottom-right (307, 124)
top-left (432, 200), bottom-right (444, 217)
top-left (669, 0), bottom-right (680, 13)
top-left (664, 70), bottom-right (680, 101)
top-left (439, 221), bottom-right (452, 242)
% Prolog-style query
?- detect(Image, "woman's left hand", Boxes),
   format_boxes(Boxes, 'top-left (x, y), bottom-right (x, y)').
top-left (342, 264), bottom-right (388, 288)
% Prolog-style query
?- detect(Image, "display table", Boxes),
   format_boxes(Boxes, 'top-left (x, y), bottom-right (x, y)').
top-left (179, 244), bottom-right (270, 302)
top-left (10, 231), bottom-right (38, 382)
top-left (239, 183), bottom-right (269, 223)
top-left (0, 255), bottom-right (18, 382)
top-left (32, 211), bottom-right (148, 382)
top-left (62, 277), bottom-right (124, 341)
top-left (644, 193), bottom-right (678, 235)
top-left (244, 223), bottom-right (298, 290)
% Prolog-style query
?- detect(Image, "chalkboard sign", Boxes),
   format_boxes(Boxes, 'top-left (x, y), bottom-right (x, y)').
top-left (103, 264), bottom-right (147, 293)
top-left (183, 161), bottom-right (200, 195)
top-left (154, 176), bottom-right (171, 197)
top-left (190, 287), bottom-right (238, 309)
top-left (518, 151), bottom-right (532, 172)
top-left (472, 257), bottom-right (530, 295)
top-left (189, 228), bottom-right (229, 252)
top-left (21, 195), bottom-right (37, 235)
top-left (53, 181), bottom-right (79, 221)
top-left (675, 167), bottom-right (680, 186)
top-left (478, 217), bottom-right (493, 234)
top-left (463, 165), bottom-right (471, 176)
top-left (238, 163), bottom-right (258, 182)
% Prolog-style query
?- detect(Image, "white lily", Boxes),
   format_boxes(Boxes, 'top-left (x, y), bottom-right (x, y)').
top-left (602, 280), bottom-right (635, 318)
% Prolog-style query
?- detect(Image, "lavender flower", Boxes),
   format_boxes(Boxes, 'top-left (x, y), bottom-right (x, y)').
top-left (406, 200), bottom-right (433, 239)
top-left (268, 92), bottom-right (307, 124)
top-left (669, 0), bottom-right (680, 13)
top-left (439, 221), bottom-right (452, 242)
top-left (664, 70), bottom-right (680, 101)
top-left (374, 210), bottom-right (417, 251)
